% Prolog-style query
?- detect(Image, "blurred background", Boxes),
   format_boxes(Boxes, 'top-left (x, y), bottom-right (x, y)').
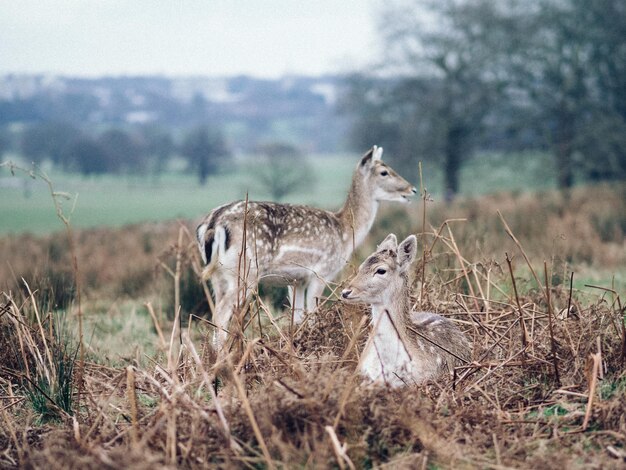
top-left (1, 3), bottom-right (625, 462)
top-left (0, 0), bottom-right (625, 234)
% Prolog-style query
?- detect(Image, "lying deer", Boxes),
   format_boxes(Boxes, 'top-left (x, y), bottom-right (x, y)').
top-left (197, 146), bottom-right (416, 347)
top-left (341, 234), bottom-right (470, 387)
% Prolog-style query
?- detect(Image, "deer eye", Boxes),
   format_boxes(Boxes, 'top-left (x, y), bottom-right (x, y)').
top-left (380, 170), bottom-right (389, 176)
top-left (375, 268), bottom-right (387, 275)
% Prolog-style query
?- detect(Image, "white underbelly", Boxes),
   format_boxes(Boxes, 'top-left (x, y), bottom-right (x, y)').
top-left (266, 243), bottom-right (345, 280)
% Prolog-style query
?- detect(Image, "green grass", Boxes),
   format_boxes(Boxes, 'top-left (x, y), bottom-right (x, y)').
top-left (599, 376), bottom-right (626, 400)
top-left (83, 300), bottom-right (163, 367)
top-left (22, 309), bottom-right (77, 424)
top-left (410, 151), bottom-right (556, 196)
top-left (0, 154), bottom-right (355, 235)
top-left (1, 151), bottom-right (557, 235)
top-left (460, 151), bottom-right (557, 195)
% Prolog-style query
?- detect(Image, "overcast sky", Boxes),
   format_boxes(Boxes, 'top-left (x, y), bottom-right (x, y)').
top-left (0, 0), bottom-right (380, 78)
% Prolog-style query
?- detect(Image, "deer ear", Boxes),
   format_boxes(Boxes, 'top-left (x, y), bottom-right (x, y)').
top-left (358, 147), bottom-right (374, 173)
top-left (373, 146), bottom-right (383, 161)
top-left (377, 233), bottom-right (397, 252)
top-left (397, 235), bottom-right (417, 271)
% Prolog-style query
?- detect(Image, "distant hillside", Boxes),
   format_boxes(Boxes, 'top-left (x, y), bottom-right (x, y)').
top-left (0, 74), bottom-right (351, 152)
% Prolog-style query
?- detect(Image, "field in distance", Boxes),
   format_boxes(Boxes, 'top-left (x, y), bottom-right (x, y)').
top-left (0, 152), bottom-right (557, 235)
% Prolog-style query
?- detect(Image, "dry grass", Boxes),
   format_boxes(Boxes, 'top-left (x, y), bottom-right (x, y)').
top-left (0, 183), bottom-right (625, 469)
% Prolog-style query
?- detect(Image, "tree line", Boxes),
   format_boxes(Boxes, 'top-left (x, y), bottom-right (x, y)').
top-left (3, 0), bottom-right (623, 196)
top-left (0, 122), bottom-right (312, 200)
top-left (343, 0), bottom-right (626, 195)
top-left (0, 122), bottom-right (229, 185)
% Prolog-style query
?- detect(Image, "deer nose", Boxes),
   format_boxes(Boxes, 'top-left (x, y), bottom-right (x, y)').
top-left (411, 187), bottom-right (417, 194)
top-left (341, 289), bottom-right (352, 299)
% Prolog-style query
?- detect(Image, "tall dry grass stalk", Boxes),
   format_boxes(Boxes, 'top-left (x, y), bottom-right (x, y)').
top-left (505, 252), bottom-right (529, 364)
top-left (418, 161), bottom-right (428, 308)
top-left (2, 237), bottom-right (624, 467)
top-left (1, 162), bottom-right (85, 410)
top-left (1, 181), bottom-right (624, 468)
top-left (1, 288), bottom-right (76, 424)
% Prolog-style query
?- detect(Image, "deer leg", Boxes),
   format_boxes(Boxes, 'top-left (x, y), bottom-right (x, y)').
top-left (305, 277), bottom-right (325, 313)
top-left (212, 294), bottom-right (236, 349)
top-left (289, 283), bottom-right (306, 324)
top-left (209, 272), bottom-right (240, 350)
top-left (208, 277), bottom-right (225, 322)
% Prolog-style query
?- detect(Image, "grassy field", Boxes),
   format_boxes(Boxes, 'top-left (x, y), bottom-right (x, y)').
top-left (0, 154), bottom-right (625, 467)
top-left (0, 153), bottom-right (351, 235)
top-left (0, 151), bottom-right (556, 235)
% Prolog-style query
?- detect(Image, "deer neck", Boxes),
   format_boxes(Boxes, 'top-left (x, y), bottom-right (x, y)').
top-left (370, 276), bottom-right (412, 345)
top-left (335, 173), bottom-right (378, 250)
top-left (363, 275), bottom-right (414, 384)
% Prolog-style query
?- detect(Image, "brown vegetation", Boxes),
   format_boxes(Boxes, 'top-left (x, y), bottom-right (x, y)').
top-left (1, 183), bottom-right (625, 468)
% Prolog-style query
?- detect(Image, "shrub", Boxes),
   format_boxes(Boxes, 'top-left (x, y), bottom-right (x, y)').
top-left (1, 292), bottom-right (77, 423)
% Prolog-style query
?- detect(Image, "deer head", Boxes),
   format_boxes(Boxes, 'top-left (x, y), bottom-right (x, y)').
top-left (357, 146), bottom-right (416, 203)
top-left (341, 233), bottom-right (417, 305)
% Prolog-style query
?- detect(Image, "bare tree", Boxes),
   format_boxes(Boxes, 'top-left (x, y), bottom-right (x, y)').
top-left (181, 126), bottom-right (230, 185)
top-left (347, 0), bottom-right (626, 192)
top-left (346, 0), bottom-right (511, 198)
top-left (252, 142), bottom-right (315, 201)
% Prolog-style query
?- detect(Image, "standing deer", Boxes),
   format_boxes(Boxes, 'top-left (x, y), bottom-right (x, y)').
top-left (341, 234), bottom-right (470, 387)
top-left (197, 146), bottom-right (416, 347)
